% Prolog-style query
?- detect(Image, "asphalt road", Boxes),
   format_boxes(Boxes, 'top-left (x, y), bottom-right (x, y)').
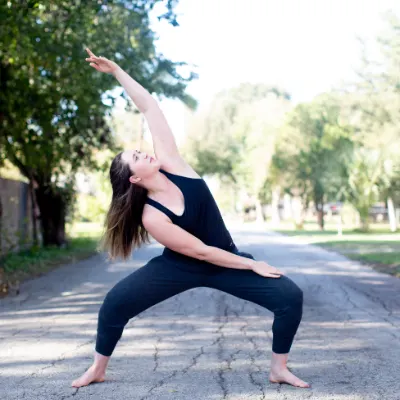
top-left (1, 225), bottom-right (400, 400)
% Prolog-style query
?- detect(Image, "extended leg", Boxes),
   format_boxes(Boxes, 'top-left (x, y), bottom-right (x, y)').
top-left (72, 255), bottom-right (203, 387)
top-left (96, 255), bottom-right (203, 355)
top-left (206, 256), bottom-right (309, 388)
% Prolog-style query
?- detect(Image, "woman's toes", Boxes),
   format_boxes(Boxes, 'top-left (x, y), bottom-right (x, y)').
top-left (296, 379), bottom-right (311, 388)
top-left (71, 366), bottom-right (105, 388)
top-left (269, 368), bottom-right (310, 388)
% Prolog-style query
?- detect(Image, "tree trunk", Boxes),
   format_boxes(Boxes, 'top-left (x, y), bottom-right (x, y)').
top-left (337, 211), bottom-right (343, 237)
top-left (316, 199), bottom-right (325, 230)
top-left (0, 195), bottom-right (3, 254)
top-left (291, 196), bottom-right (304, 230)
top-left (387, 197), bottom-right (397, 232)
top-left (317, 208), bottom-right (324, 230)
top-left (360, 217), bottom-right (369, 231)
top-left (358, 207), bottom-right (370, 232)
top-left (35, 186), bottom-right (67, 246)
top-left (232, 184), bottom-right (239, 214)
top-left (271, 187), bottom-right (281, 225)
top-left (254, 197), bottom-right (264, 223)
top-left (28, 180), bottom-right (39, 246)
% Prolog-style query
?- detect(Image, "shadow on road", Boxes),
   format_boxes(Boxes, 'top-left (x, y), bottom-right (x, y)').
top-left (1, 231), bottom-right (400, 399)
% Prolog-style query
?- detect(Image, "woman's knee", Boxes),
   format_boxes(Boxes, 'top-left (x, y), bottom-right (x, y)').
top-left (99, 284), bottom-right (131, 322)
top-left (98, 292), bottom-right (115, 323)
top-left (291, 282), bottom-right (303, 307)
top-left (279, 276), bottom-right (303, 311)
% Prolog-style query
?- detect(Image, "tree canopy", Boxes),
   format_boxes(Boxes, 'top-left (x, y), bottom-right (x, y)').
top-left (184, 13), bottom-right (400, 231)
top-left (0, 0), bottom-right (196, 245)
top-left (183, 83), bottom-right (291, 219)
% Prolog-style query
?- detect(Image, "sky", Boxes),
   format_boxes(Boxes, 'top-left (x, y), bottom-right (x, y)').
top-left (143, 0), bottom-right (400, 144)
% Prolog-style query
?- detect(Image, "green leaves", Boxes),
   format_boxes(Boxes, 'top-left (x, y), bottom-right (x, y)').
top-left (184, 83), bottom-right (291, 215)
top-left (271, 94), bottom-right (355, 230)
top-left (0, 0), bottom-right (195, 244)
top-left (1, 1), bottom-right (194, 185)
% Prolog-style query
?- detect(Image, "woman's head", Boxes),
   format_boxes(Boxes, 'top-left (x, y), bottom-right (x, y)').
top-left (102, 150), bottom-right (160, 259)
top-left (121, 149), bottom-right (160, 183)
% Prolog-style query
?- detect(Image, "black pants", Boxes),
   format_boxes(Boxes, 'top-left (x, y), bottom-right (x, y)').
top-left (96, 252), bottom-right (303, 356)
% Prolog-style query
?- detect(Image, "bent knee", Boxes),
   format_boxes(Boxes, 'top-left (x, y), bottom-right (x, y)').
top-left (99, 288), bottom-right (129, 319)
top-left (281, 276), bottom-right (303, 308)
top-left (292, 284), bottom-right (303, 306)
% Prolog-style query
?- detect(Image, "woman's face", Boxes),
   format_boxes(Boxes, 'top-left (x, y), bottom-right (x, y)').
top-left (121, 149), bottom-right (160, 181)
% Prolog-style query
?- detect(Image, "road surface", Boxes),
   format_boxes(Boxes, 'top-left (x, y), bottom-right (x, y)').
top-left (1, 225), bottom-right (400, 400)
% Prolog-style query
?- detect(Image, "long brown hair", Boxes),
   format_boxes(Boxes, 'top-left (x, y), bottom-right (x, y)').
top-left (102, 152), bottom-right (150, 259)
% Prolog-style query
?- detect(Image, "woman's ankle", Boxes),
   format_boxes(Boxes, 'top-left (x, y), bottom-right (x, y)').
top-left (270, 351), bottom-right (289, 370)
top-left (92, 352), bottom-right (110, 372)
top-left (91, 363), bottom-right (107, 373)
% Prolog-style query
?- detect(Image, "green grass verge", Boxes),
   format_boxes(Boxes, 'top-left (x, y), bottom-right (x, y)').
top-left (316, 241), bottom-right (400, 278)
top-left (1, 224), bottom-right (103, 296)
top-left (2, 237), bottom-right (100, 275)
top-left (274, 223), bottom-right (400, 278)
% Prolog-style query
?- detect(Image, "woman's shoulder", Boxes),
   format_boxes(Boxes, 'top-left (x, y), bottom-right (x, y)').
top-left (159, 157), bottom-right (201, 179)
top-left (142, 204), bottom-right (172, 226)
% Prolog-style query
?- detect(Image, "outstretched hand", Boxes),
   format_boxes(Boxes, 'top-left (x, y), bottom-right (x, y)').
top-left (85, 48), bottom-right (120, 75)
top-left (251, 261), bottom-right (283, 278)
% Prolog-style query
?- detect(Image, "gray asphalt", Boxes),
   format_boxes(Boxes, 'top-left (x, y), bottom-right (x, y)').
top-left (1, 225), bottom-right (400, 400)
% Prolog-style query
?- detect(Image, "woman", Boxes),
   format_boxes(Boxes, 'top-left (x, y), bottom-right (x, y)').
top-left (72, 48), bottom-right (310, 389)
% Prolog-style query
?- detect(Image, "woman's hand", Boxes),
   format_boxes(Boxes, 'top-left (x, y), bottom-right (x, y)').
top-left (251, 261), bottom-right (283, 278)
top-left (85, 48), bottom-right (120, 75)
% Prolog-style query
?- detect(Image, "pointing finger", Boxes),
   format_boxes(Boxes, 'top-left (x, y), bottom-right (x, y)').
top-left (86, 47), bottom-right (96, 57)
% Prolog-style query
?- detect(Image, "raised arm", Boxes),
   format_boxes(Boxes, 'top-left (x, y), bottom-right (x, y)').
top-left (142, 210), bottom-right (283, 278)
top-left (85, 48), bottom-right (181, 166)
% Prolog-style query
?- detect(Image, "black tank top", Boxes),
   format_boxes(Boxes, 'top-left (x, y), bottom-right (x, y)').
top-left (145, 169), bottom-right (237, 264)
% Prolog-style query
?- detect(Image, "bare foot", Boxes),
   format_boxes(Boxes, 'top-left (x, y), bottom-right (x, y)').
top-left (269, 367), bottom-right (310, 388)
top-left (71, 365), bottom-right (106, 388)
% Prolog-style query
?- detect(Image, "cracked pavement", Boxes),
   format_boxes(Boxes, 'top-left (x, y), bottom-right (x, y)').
top-left (1, 225), bottom-right (400, 400)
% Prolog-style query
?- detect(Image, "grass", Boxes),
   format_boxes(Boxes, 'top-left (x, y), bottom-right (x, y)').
top-left (2, 237), bottom-right (100, 274)
top-left (317, 240), bottom-right (400, 277)
top-left (67, 221), bottom-right (104, 238)
top-left (0, 222), bottom-right (104, 297)
top-left (273, 220), bottom-right (400, 278)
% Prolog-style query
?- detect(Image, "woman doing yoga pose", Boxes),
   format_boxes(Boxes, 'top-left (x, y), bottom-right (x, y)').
top-left (72, 48), bottom-right (309, 389)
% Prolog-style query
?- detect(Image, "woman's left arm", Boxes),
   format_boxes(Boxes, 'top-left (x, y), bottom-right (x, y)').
top-left (85, 48), bottom-right (182, 165)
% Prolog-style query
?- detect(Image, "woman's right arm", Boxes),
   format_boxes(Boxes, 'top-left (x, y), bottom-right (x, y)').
top-left (142, 210), bottom-right (283, 278)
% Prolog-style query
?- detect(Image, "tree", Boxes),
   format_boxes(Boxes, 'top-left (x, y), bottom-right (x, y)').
top-left (272, 95), bottom-right (353, 230)
top-left (0, 0), bottom-right (196, 246)
top-left (384, 162), bottom-right (400, 231)
top-left (341, 12), bottom-right (400, 230)
top-left (184, 83), bottom-right (291, 217)
top-left (230, 95), bottom-right (291, 221)
top-left (267, 13), bottom-right (400, 232)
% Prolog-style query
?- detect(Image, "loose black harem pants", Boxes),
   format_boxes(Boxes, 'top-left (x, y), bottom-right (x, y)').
top-left (96, 251), bottom-right (303, 356)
